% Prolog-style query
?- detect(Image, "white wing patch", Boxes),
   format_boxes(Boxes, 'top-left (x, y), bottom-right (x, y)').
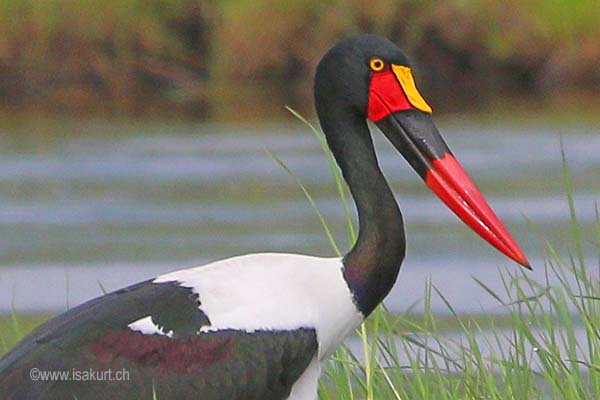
top-left (154, 253), bottom-right (363, 358)
top-left (128, 315), bottom-right (174, 338)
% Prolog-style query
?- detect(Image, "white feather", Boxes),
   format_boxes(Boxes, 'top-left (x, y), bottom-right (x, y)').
top-left (128, 315), bottom-right (174, 338)
top-left (154, 253), bottom-right (363, 358)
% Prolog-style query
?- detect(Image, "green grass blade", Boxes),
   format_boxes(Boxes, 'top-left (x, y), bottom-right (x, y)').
top-left (265, 148), bottom-right (341, 256)
top-left (286, 106), bottom-right (356, 244)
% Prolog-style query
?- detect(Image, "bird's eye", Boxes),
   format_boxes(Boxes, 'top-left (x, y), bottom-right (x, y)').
top-left (369, 58), bottom-right (385, 72)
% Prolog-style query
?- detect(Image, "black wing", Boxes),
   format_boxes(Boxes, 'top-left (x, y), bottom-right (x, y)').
top-left (0, 280), bottom-right (318, 400)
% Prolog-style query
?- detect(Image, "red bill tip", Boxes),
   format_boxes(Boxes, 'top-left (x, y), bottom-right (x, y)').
top-left (425, 154), bottom-right (530, 268)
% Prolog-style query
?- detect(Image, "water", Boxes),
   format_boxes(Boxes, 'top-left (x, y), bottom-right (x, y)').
top-left (0, 119), bottom-right (599, 314)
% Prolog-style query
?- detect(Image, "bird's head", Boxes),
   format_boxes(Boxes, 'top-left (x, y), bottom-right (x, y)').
top-left (315, 34), bottom-right (530, 268)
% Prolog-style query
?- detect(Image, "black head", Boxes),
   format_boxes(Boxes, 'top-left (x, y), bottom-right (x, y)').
top-left (313, 34), bottom-right (530, 268)
top-left (314, 34), bottom-right (411, 118)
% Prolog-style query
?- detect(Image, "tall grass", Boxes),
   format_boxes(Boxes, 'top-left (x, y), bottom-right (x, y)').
top-left (275, 109), bottom-right (600, 399)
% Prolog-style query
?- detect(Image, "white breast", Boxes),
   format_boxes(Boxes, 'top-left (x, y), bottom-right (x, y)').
top-left (154, 253), bottom-right (364, 358)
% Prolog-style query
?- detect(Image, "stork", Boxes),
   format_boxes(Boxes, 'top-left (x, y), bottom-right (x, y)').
top-left (0, 34), bottom-right (529, 400)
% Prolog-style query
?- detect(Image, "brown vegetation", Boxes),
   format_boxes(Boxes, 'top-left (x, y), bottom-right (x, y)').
top-left (0, 0), bottom-right (598, 120)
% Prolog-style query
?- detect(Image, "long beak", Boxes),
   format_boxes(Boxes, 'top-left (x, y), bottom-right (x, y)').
top-left (376, 109), bottom-right (530, 269)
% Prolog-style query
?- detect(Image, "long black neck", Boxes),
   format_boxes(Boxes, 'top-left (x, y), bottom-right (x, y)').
top-left (318, 105), bottom-right (406, 316)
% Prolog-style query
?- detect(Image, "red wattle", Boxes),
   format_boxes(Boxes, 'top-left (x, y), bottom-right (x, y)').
top-left (367, 71), bottom-right (412, 121)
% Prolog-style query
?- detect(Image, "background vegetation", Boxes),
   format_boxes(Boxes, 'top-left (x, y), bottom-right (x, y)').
top-left (1, 0), bottom-right (599, 121)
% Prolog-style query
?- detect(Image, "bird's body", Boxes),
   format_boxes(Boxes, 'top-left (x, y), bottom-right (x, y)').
top-left (0, 254), bottom-right (360, 399)
top-left (0, 34), bottom-right (528, 400)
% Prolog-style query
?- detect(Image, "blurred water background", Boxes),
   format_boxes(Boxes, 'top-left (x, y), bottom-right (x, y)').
top-left (0, 117), bottom-right (598, 314)
top-left (1, 1), bottom-right (599, 317)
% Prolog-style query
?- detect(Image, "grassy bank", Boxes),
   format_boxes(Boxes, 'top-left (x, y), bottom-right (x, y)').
top-left (319, 242), bottom-right (600, 399)
top-left (1, 0), bottom-right (599, 120)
